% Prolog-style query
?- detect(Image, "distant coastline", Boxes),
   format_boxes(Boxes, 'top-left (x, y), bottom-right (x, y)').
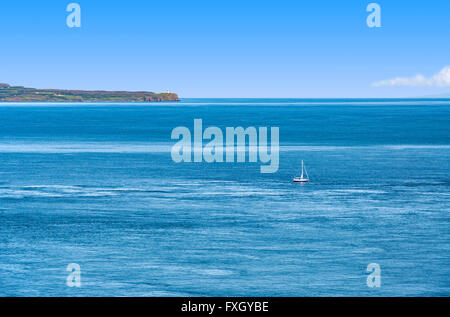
top-left (0, 83), bottom-right (179, 102)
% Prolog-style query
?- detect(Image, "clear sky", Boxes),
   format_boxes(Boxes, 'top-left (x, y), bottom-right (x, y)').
top-left (1, 0), bottom-right (449, 98)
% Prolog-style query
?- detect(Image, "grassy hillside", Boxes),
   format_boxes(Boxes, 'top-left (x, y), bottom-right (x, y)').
top-left (0, 84), bottom-right (179, 102)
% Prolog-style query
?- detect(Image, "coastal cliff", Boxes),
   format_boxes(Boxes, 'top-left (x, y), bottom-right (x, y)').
top-left (0, 83), bottom-right (179, 102)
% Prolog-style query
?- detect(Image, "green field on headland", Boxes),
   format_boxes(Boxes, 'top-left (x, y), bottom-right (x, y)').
top-left (0, 83), bottom-right (179, 102)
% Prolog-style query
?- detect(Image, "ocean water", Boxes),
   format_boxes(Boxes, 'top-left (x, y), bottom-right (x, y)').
top-left (0, 99), bottom-right (449, 296)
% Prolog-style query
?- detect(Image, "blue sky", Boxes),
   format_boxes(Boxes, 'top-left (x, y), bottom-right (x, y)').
top-left (0, 0), bottom-right (449, 97)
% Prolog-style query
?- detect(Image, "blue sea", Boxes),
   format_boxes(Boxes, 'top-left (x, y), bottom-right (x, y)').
top-left (0, 99), bottom-right (449, 296)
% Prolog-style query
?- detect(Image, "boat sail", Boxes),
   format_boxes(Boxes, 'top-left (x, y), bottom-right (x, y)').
top-left (293, 160), bottom-right (309, 183)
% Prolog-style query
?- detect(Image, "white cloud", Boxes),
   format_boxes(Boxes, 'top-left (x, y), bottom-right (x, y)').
top-left (372, 66), bottom-right (450, 87)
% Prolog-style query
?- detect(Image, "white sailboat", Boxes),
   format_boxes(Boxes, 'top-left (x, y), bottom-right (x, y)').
top-left (293, 160), bottom-right (309, 183)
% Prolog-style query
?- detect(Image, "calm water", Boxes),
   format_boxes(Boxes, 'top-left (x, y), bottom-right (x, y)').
top-left (0, 99), bottom-right (449, 296)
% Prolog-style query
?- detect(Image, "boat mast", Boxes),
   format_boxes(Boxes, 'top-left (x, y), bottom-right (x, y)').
top-left (301, 160), bottom-right (304, 178)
